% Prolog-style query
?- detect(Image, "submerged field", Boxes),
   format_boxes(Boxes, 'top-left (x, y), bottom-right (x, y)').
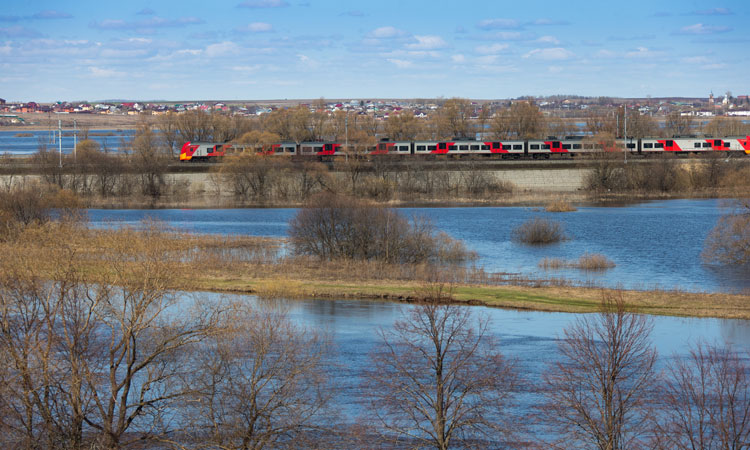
top-left (5, 220), bottom-right (749, 319)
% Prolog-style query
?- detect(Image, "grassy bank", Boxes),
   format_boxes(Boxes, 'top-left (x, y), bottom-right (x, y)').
top-left (187, 270), bottom-right (750, 319)
top-left (2, 221), bottom-right (748, 319)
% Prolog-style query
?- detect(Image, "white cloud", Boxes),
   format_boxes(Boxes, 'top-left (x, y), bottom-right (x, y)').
top-left (594, 49), bottom-right (616, 58)
top-left (625, 47), bottom-right (662, 58)
top-left (237, 0), bottom-right (289, 8)
top-left (204, 41), bottom-right (240, 57)
top-left (535, 35), bottom-right (560, 45)
top-left (678, 23), bottom-right (731, 35)
top-left (531, 18), bottom-right (568, 26)
top-left (297, 54), bottom-right (319, 68)
top-left (682, 56), bottom-right (710, 64)
top-left (387, 58), bottom-right (412, 68)
top-left (239, 22), bottom-right (273, 32)
top-left (369, 26), bottom-right (406, 38)
top-left (405, 35), bottom-right (447, 50)
top-left (484, 31), bottom-right (523, 40)
top-left (693, 8), bottom-right (732, 16)
top-left (548, 66), bottom-right (563, 73)
top-left (523, 47), bottom-right (574, 60)
top-left (232, 65), bottom-right (262, 72)
top-left (451, 54), bottom-right (465, 63)
top-left (475, 43), bottom-right (508, 54)
top-left (476, 55), bottom-right (499, 65)
top-left (90, 16), bottom-right (204, 30)
top-left (477, 18), bottom-right (520, 29)
top-left (88, 67), bottom-right (122, 78)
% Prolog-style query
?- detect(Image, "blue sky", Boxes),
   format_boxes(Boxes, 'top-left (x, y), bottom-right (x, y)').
top-left (1, 0), bottom-right (748, 102)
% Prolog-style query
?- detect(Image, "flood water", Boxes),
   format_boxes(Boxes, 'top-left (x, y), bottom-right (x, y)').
top-left (0, 129), bottom-right (135, 155)
top-left (87, 198), bottom-right (749, 293)
top-left (204, 293), bottom-right (750, 420)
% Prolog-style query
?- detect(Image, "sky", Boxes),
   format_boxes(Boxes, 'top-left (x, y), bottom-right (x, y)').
top-left (1, 0), bottom-right (748, 102)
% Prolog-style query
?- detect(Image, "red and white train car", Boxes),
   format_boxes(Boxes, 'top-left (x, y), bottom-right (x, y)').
top-left (180, 142), bottom-right (231, 161)
top-left (639, 137), bottom-right (750, 154)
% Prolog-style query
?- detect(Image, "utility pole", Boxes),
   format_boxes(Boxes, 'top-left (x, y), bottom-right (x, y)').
top-left (73, 119), bottom-right (77, 162)
top-left (58, 119), bottom-right (62, 168)
top-left (345, 112), bottom-right (349, 162)
top-left (624, 104), bottom-right (628, 164)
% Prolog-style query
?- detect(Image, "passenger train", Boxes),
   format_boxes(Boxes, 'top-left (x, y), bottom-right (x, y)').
top-left (180, 136), bottom-right (750, 161)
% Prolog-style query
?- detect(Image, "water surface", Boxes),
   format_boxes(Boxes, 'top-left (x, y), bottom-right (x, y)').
top-left (88, 199), bottom-right (747, 293)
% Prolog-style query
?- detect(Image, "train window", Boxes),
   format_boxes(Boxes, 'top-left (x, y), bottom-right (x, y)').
top-left (573, 144), bottom-right (582, 149)
top-left (438, 143), bottom-right (447, 150)
top-left (428, 145), bottom-right (437, 150)
top-left (665, 140), bottom-right (673, 146)
top-left (459, 145), bottom-right (468, 150)
top-left (324, 144), bottom-right (332, 151)
top-left (513, 145), bottom-right (523, 150)
top-left (449, 145), bottom-right (457, 150)
top-left (715, 140), bottom-right (723, 146)
top-left (482, 145), bottom-right (490, 150)
top-left (491, 142), bottom-right (499, 149)
top-left (562, 144), bottom-right (571, 149)
top-left (627, 143), bottom-right (636, 149)
top-left (470, 145), bottom-right (479, 150)
top-left (703, 142), bottom-right (711, 148)
top-left (398, 146), bottom-right (406, 152)
top-left (655, 143), bottom-right (664, 148)
top-left (643, 143), bottom-right (653, 148)
top-left (417, 145), bottom-right (426, 151)
top-left (530, 144), bottom-right (540, 150)
top-left (542, 144), bottom-right (550, 149)
top-left (694, 143), bottom-right (702, 148)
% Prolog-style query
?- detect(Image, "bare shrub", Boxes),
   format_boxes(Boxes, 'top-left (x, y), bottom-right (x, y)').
top-left (545, 200), bottom-right (577, 212)
top-left (539, 253), bottom-right (615, 271)
top-left (512, 217), bottom-right (567, 245)
top-left (288, 192), bottom-right (475, 264)
top-left (364, 299), bottom-right (518, 449)
top-left (585, 152), bottom-right (626, 192)
top-left (542, 291), bottom-right (657, 449)
top-left (0, 184), bottom-right (51, 226)
top-left (652, 342), bottom-right (750, 450)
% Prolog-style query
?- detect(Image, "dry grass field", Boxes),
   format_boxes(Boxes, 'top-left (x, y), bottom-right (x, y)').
top-left (5, 220), bottom-right (748, 320)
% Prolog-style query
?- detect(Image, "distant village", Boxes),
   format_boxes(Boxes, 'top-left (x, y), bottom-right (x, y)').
top-left (1, 94), bottom-right (749, 126)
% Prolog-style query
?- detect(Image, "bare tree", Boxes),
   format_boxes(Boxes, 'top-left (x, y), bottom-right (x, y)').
top-left (542, 291), bottom-right (657, 450)
top-left (180, 302), bottom-right (334, 450)
top-left (703, 199), bottom-right (750, 266)
top-left (385, 110), bottom-right (425, 140)
top-left (129, 122), bottom-right (170, 198)
top-left (157, 112), bottom-right (181, 157)
top-left (432, 98), bottom-right (474, 139)
top-left (664, 111), bottom-right (693, 137)
top-left (491, 101), bottom-right (546, 140)
top-left (652, 342), bottom-right (750, 450)
top-left (364, 298), bottom-right (517, 449)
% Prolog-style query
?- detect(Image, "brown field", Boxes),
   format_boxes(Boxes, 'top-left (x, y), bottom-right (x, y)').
top-left (5, 221), bottom-right (749, 320)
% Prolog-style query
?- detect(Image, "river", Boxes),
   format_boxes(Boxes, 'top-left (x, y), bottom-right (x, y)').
top-left (0, 129), bottom-right (135, 155)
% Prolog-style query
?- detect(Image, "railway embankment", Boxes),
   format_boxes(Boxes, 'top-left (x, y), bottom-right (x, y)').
top-left (1, 157), bottom-right (749, 209)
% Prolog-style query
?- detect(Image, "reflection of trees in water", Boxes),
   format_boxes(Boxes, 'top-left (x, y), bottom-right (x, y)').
top-left (719, 318), bottom-right (750, 346)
